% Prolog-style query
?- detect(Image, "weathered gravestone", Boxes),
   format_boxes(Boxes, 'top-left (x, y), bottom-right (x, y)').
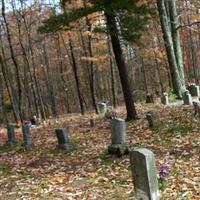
top-left (90, 117), bottom-right (95, 127)
top-left (98, 102), bottom-right (107, 114)
top-left (130, 148), bottom-right (160, 200)
top-left (22, 124), bottom-right (34, 149)
top-left (107, 118), bottom-right (129, 156)
top-left (146, 111), bottom-right (155, 128)
top-left (187, 84), bottom-right (200, 97)
top-left (146, 94), bottom-right (154, 103)
top-left (183, 90), bottom-right (192, 105)
top-left (193, 101), bottom-right (200, 117)
top-left (160, 94), bottom-right (169, 105)
top-left (6, 123), bottom-right (18, 145)
top-left (55, 128), bottom-right (74, 150)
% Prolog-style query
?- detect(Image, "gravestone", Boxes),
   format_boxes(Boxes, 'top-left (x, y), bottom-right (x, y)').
top-left (146, 111), bottom-right (155, 128)
top-left (146, 94), bottom-right (154, 103)
top-left (22, 124), bottom-right (34, 149)
top-left (187, 84), bottom-right (200, 97)
top-left (6, 123), bottom-right (18, 145)
top-left (98, 102), bottom-right (107, 114)
top-left (130, 148), bottom-right (160, 200)
top-left (107, 118), bottom-right (129, 156)
top-left (55, 128), bottom-right (74, 150)
top-left (161, 94), bottom-right (168, 105)
top-left (183, 90), bottom-right (192, 105)
top-left (193, 101), bottom-right (200, 117)
top-left (90, 118), bottom-right (95, 127)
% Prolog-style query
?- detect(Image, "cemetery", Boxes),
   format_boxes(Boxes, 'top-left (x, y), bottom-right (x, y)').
top-left (0, 0), bottom-right (200, 199)
top-left (0, 97), bottom-right (199, 199)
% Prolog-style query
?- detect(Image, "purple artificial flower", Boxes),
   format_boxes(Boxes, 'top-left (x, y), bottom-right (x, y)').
top-left (159, 164), bottom-right (170, 180)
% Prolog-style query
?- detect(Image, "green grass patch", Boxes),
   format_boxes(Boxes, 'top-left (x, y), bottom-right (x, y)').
top-left (165, 123), bottom-right (192, 135)
top-left (153, 120), bottom-right (192, 136)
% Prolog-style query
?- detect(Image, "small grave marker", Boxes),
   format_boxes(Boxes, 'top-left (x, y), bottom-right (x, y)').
top-left (130, 148), bottom-right (160, 200)
top-left (90, 117), bottom-right (95, 127)
top-left (187, 84), bottom-right (200, 97)
top-left (183, 90), bottom-right (192, 105)
top-left (146, 94), bottom-right (154, 103)
top-left (146, 111), bottom-right (155, 128)
top-left (98, 102), bottom-right (107, 114)
top-left (161, 93), bottom-right (168, 105)
top-left (55, 128), bottom-right (74, 150)
top-left (6, 123), bottom-right (18, 145)
top-left (22, 124), bottom-right (34, 149)
top-left (108, 118), bottom-right (129, 156)
top-left (193, 101), bottom-right (200, 117)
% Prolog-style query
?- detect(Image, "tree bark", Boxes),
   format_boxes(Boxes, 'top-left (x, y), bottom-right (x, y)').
top-left (105, 12), bottom-right (138, 121)
top-left (2, 0), bottom-right (22, 120)
top-left (157, 0), bottom-right (185, 98)
top-left (68, 35), bottom-right (85, 115)
top-left (42, 39), bottom-right (58, 117)
top-left (108, 39), bottom-right (117, 108)
top-left (168, 0), bottom-right (186, 88)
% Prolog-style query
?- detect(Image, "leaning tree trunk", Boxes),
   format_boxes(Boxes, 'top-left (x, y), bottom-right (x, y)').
top-left (0, 54), bottom-right (20, 121)
top-left (157, 0), bottom-right (185, 98)
top-left (105, 12), bottom-right (138, 121)
top-left (2, 0), bottom-right (22, 121)
top-left (168, 0), bottom-right (186, 88)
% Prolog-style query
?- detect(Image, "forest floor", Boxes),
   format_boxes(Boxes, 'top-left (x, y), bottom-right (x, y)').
top-left (0, 101), bottom-right (199, 200)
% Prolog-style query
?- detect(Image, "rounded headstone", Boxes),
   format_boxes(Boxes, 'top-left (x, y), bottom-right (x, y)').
top-left (98, 102), bottom-right (107, 114)
top-left (111, 118), bottom-right (126, 144)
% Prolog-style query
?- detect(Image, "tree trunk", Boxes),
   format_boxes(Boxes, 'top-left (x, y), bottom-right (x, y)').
top-left (42, 40), bottom-right (58, 117)
top-left (141, 57), bottom-right (148, 93)
top-left (187, 15), bottom-right (198, 84)
top-left (2, 0), bottom-right (22, 121)
top-left (157, 0), bottom-right (185, 98)
top-left (55, 34), bottom-right (70, 113)
top-left (105, 12), bottom-right (138, 121)
top-left (68, 35), bottom-right (85, 115)
top-left (11, 3), bottom-right (40, 117)
top-left (0, 54), bottom-right (20, 121)
top-left (168, 0), bottom-right (186, 88)
top-left (108, 39), bottom-right (117, 108)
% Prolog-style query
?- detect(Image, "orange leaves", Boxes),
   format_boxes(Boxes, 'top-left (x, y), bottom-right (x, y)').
top-left (0, 104), bottom-right (200, 199)
top-left (80, 55), bottom-right (108, 63)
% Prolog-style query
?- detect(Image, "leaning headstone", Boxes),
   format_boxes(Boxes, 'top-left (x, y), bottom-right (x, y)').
top-left (6, 123), bottom-right (18, 145)
top-left (107, 118), bottom-right (129, 156)
top-left (130, 148), bottom-right (160, 200)
top-left (22, 124), bottom-right (34, 149)
top-left (183, 90), bottom-right (192, 105)
top-left (187, 84), bottom-right (200, 97)
top-left (98, 102), bottom-right (107, 114)
top-left (55, 128), bottom-right (74, 150)
top-left (146, 111), bottom-right (155, 128)
top-left (161, 93), bottom-right (169, 105)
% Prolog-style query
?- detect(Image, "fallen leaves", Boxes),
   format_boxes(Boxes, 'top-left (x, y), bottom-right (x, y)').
top-left (0, 104), bottom-right (200, 199)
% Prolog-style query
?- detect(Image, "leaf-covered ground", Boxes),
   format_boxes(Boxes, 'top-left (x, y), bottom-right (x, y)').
top-left (0, 102), bottom-right (199, 200)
